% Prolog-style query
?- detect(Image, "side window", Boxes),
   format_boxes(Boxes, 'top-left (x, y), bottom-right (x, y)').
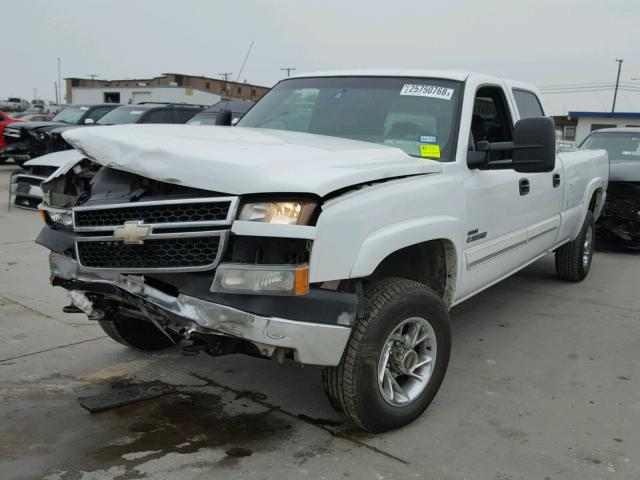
top-left (174, 108), bottom-right (198, 124)
top-left (86, 107), bottom-right (113, 122)
top-left (513, 89), bottom-right (544, 118)
top-left (142, 109), bottom-right (174, 124)
top-left (471, 86), bottom-right (514, 148)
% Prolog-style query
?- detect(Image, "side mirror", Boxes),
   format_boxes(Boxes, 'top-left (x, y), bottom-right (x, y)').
top-left (511, 116), bottom-right (556, 173)
top-left (215, 109), bottom-right (233, 126)
top-left (84, 118), bottom-right (95, 124)
top-left (467, 117), bottom-right (556, 173)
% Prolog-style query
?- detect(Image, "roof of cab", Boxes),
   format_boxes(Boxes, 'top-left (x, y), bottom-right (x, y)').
top-left (286, 69), bottom-right (540, 94)
top-left (288, 69), bottom-right (471, 82)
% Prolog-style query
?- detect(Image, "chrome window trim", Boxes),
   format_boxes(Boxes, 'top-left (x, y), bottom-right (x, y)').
top-left (72, 196), bottom-right (239, 232)
top-left (75, 230), bottom-right (228, 273)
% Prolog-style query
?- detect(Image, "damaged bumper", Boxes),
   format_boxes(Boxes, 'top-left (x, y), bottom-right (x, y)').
top-left (49, 252), bottom-right (353, 366)
top-left (597, 181), bottom-right (640, 248)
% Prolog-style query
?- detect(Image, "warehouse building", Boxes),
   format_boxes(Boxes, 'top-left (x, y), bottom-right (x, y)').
top-left (569, 111), bottom-right (640, 143)
top-left (65, 73), bottom-right (269, 106)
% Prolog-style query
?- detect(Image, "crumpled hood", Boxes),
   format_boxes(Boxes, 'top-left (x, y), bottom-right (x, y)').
top-left (610, 160), bottom-right (640, 182)
top-left (62, 124), bottom-right (441, 196)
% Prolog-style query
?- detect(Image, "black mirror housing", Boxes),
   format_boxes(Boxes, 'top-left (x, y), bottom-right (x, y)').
top-left (215, 109), bottom-right (233, 126)
top-left (512, 116), bottom-right (556, 173)
top-left (467, 117), bottom-right (556, 172)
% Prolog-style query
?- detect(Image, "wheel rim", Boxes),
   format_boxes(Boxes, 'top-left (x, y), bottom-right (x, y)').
top-left (583, 225), bottom-right (593, 267)
top-left (377, 316), bottom-right (437, 406)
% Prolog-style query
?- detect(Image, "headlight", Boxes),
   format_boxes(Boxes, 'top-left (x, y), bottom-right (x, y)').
top-left (40, 206), bottom-right (73, 227)
top-left (238, 200), bottom-right (316, 225)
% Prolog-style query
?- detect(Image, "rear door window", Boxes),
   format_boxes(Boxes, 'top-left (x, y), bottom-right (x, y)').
top-left (513, 89), bottom-right (544, 118)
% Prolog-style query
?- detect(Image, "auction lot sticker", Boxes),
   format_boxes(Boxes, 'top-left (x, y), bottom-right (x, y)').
top-left (420, 144), bottom-right (441, 158)
top-left (400, 84), bottom-right (454, 100)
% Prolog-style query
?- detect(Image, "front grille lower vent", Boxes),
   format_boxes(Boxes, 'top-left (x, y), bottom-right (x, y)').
top-left (77, 236), bottom-right (221, 270)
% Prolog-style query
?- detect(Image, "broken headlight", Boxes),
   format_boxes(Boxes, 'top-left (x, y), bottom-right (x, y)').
top-left (40, 206), bottom-right (73, 227)
top-left (237, 200), bottom-right (316, 225)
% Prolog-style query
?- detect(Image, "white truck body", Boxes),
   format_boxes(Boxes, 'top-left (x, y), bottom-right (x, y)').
top-left (38, 70), bottom-right (608, 431)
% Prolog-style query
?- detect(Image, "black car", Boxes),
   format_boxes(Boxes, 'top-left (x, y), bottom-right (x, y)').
top-left (187, 100), bottom-right (254, 126)
top-left (41, 103), bottom-right (206, 157)
top-left (580, 127), bottom-right (640, 249)
top-left (0, 104), bottom-right (119, 165)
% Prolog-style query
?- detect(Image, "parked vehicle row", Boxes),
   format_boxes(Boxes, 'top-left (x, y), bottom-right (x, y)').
top-left (35, 70), bottom-right (609, 432)
top-left (7, 101), bottom-right (253, 210)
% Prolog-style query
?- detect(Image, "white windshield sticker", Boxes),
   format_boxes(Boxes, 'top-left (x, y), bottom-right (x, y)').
top-left (400, 84), bottom-right (454, 100)
top-left (130, 110), bottom-right (143, 115)
top-left (79, 107), bottom-right (90, 111)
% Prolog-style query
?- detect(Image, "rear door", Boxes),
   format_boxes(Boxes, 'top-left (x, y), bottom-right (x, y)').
top-left (510, 88), bottom-right (563, 253)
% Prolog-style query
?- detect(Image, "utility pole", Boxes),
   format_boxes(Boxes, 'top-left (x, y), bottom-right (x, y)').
top-left (57, 57), bottom-right (62, 104)
top-left (281, 67), bottom-right (296, 77)
top-left (33, 88), bottom-right (37, 100)
top-left (219, 72), bottom-right (232, 95)
top-left (54, 82), bottom-right (58, 104)
top-left (87, 74), bottom-right (98, 87)
top-left (612, 58), bottom-right (623, 113)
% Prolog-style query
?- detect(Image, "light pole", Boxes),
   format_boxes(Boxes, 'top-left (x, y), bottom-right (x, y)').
top-left (58, 57), bottom-right (62, 104)
top-left (612, 58), bottom-right (623, 113)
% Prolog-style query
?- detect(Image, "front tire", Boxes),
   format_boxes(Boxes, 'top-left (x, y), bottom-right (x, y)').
top-left (322, 278), bottom-right (452, 433)
top-left (99, 315), bottom-right (180, 351)
top-left (555, 211), bottom-right (595, 282)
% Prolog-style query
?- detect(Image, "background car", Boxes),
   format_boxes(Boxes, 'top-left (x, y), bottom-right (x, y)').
top-left (45, 103), bottom-right (206, 154)
top-left (0, 111), bottom-right (25, 149)
top-left (580, 127), bottom-right (640, 248)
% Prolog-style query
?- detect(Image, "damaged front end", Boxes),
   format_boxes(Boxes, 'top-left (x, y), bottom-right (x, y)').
top-left (597, 181), bottom-right (640, 249)
top-left (37, 159), bottom-right (356, 366)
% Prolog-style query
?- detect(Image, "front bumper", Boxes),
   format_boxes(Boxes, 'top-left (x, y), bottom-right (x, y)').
top-left (49, 252), bottom-right (353, 366)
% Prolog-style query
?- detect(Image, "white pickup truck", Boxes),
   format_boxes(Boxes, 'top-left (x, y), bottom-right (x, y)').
top-left (36, 70), bottom-right (608, 432)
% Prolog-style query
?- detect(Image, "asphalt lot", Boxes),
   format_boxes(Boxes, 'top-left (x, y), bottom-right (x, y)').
top-left (0, 164), bottom-right (638, 480)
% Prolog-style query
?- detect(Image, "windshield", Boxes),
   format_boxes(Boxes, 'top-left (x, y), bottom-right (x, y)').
top-left (52, 106), bottom-right (90, 124)
top-left (581, 131), bottom-right (640, 162)
top-left (97, 107), bottom-right (146, 125)
top-left (238, 76), bottom-right (462, 160)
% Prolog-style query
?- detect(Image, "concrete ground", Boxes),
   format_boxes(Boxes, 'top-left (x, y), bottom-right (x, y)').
top-left (0, 164), bottom-right (638, 480)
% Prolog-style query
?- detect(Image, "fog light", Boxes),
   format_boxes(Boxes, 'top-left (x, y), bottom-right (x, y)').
top-left (211, 264), bottom-right (309, 296)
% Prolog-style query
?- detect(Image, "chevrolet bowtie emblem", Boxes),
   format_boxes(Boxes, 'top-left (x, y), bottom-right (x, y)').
top-left (114, 221), bottom-right (151, 244)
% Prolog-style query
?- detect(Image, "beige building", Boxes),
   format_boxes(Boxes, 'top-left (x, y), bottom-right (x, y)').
top-left (65, 73), bottom-right (270, 106)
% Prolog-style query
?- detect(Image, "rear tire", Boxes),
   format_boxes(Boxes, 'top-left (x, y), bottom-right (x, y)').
top-left (555, 211), bottom-right (595, 282)
top-left (322, 277), bottom-right (451, 433)
top-left (98, 315), bottom-right (180, 351)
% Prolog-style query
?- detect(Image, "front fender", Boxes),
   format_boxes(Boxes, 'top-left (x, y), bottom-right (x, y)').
top-left (350, 216), bottom-right (461, 278)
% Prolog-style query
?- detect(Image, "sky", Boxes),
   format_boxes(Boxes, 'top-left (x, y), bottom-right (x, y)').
top-left (1, 0), bottom-right (639, 115)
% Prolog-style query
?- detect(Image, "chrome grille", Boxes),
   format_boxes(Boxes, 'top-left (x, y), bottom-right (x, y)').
top-left (74, 198), bottom-right (235, 229)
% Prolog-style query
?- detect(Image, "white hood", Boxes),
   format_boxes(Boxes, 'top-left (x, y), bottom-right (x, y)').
top-left (62, 124), bottom-right (441, 196)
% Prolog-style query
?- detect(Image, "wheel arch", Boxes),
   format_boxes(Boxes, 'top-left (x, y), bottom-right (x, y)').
top-left (349, 216), bottom-right (461, 307)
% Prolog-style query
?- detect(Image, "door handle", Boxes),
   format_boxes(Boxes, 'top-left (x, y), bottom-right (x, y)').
top-left (519, 178), bottom-right (530, 196)
top-left (553, 173), bottom-right (561, 188)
